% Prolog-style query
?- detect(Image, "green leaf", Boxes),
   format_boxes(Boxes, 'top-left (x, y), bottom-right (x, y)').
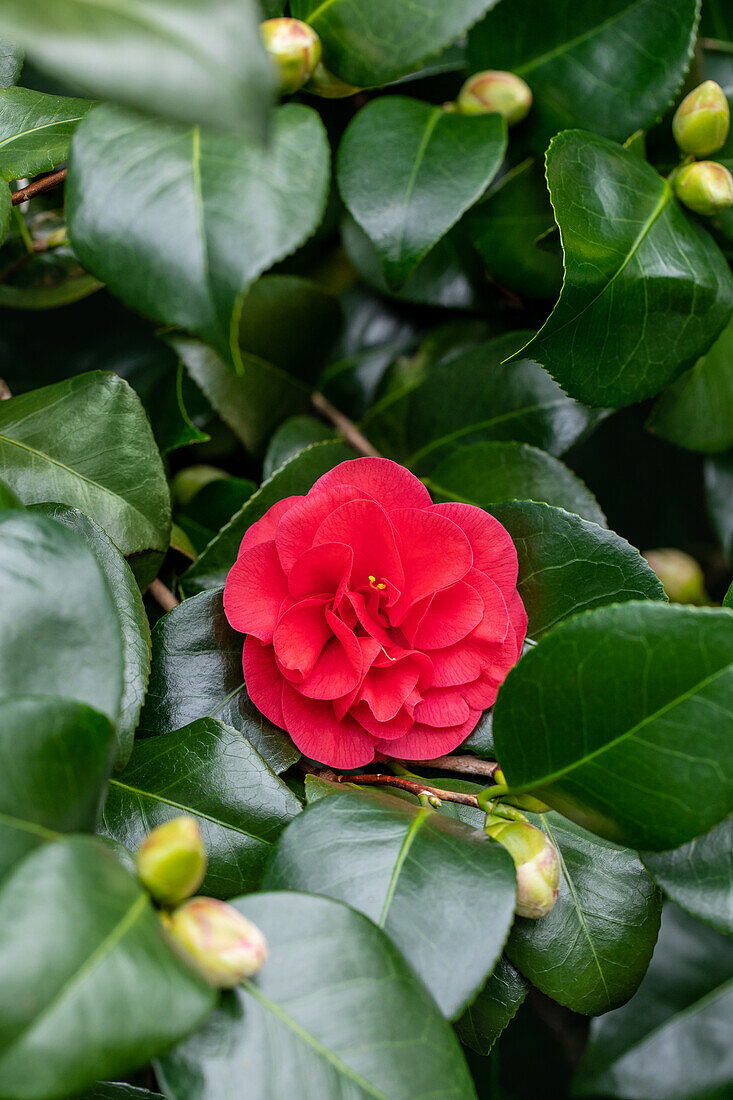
top-left (507, 812), bottom-right (661, 1016)
top-left (575, 904), bottom-right (733, 1100)
top-left (139, 589), bottom-right (298, 774)
top-left (0, 371), bottom-right (171, 557)
top-left (32, 504), bottom-right (150, 769)
top-left (0, 87), bottom-right (93, 182)
top-left (264, 787), bottom-right (516, 1019)
top-left (176, 477), bottom-right (256, 557)
top-left (493, 602), bottom-right (733, 851)
top-left (0, 510), bottom-right (123, 728)
top-left (0, 696), bottom-right (114, 880)
top-left (263, 416), bottom-right (335, 480)
top-left (67, 103), bottom-right (331, 359)
top-left (102, 718), bottom-right (301, 899)
top-left (123, 353), bottom-right (210, 458)
top-left (362, 332), bottom-right (603, 471)
top-left (0, 0), bottom-right (273, 137)
top-left (78, 1087), bottom-right (163, 1100)
top-left (0, 836), bottom-right (215, 1097)
top-left (291, 0), bottom-right (499, 88)
top-left (488, 500), bottom-right (665, 638)
top-left (426, 441), bottom-right (606, 526)
top-left (156, 891), bottom-right (478, 1099)
top-left (705, 451), bottom-right (733, 563)
top-left (338, 97), bottom-right (506, 289)
top-left (648, 315), bottom-right (733, 453)
top-left (725, 581), bottom-right (733, 608)
top-left (181, 440), bottom-right (353, 594)
top-left (455, 958), bottom-right (527, 1056)
top-left (515, 131), bottom-right (733, 408)
top-left (0, 40), bottom-right (21, 89)
top-left (0, 475), bottom-right (19, 507)
top-left (468, 0), bottom-right (699, 150)
top-left (642, 816), bottom-right (733, 935)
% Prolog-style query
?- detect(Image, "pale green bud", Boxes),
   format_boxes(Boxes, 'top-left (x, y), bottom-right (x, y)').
top-left (261, 18), bottom-right (322, 96)
top-left (457, 71), bottom-right (532, 126)
top-left (673, 160), bottom-right (733, 216)
top-left (164, 897), bottom-right (268, 988)
top-left (673, 80), bottom-right (730, 157)
top-left (643, 549), bottom-right (709, 605)
top-left (306, 61), bottom-right (360, 99)
top-left (136, 816), bottom-right (206, 906)
top-left (486, 818), bottom-right (560, 919)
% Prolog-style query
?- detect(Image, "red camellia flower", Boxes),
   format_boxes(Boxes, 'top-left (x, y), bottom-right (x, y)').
top-left (224, 458), bottom-right (527, 769)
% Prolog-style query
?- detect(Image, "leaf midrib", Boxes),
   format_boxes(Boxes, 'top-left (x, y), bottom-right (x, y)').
top-left (378, 806), bottom-right (431, 926)
top-left (0, 113), bottom-right (86, 153)
top-left (108, 778), bottom-right (271, 845)
top-left (513, 0), bottom-right (650, 76)
top-left (406, 400), bottom-right (573, 466)
top-left (0, 810), bottom-right (60, 842)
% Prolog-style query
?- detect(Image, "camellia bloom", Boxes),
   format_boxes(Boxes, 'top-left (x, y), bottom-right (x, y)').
top-left (224, 458), bottom-right (526, 769)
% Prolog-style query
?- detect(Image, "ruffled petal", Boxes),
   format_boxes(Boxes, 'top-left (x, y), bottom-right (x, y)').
top-left (358, 655), bottom-right (422, 722)
top-left (224, 540), bottom-right (288, 643)
top-left (242, 636), bottom-right (285, 728)
top-left (465, 569), bottom-right (510, 646)
top-left (314, 498), bottom-right (404, 591)
top-left (288, 542), bottom-right (353, 601)
top-left (281, 685), bottom-right (376, 769)
top-left (388, 508), bottom-right (472, 623)
top-left (507, 589), bottom-right (528, 657)
top-left (412, 580), bottom-right (484, 650)
top-left (238, 496), bottom-right (303, 557)
top-left (350, 701), bottom-right (415, 740)
top-left (413, 687), bottom-right (470, 728)
top-left (311, 457), bottom-right (432, 510)
top-left (374, 709), bottom-right (481, 760)
top-left (430, 502), bottom-right (518, 599)
top-left (275, 484), bottom-right (362, 573)
top-left (297, 612), bottom-right (363, 700)
top-left (272, 597), bottom-right (330, 681)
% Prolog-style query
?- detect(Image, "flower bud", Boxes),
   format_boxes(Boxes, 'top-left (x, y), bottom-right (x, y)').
top-left (261, 18), bottom-right (322, 96)
top-left (457, 71), bottom-right (532, 126)
top-left (486, 818), bottom-right (560, 919)
top-left (673, 80), bottom-right (730, 156)
top-left (643, 549), bottom-right (709, 604)
top-left (136, 816), bottom-right (206, 906)
top-left (163, 897), bottom-right (268, 988)
top-left (673, 160), bottom-right (733, 216)
top-left (306, 61), bottom-right (360, 99)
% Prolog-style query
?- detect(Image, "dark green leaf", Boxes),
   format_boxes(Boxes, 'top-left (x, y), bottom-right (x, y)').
top-left (264, 787), bottom-right (516, 1019)
top-left (455, 958), bottom-right (527, 1056)
top-left (642, 816), bottom-right (733, 935)
top-left (725, 581), bottom-right (733, 608)
top-left (139, 589), bottom-right (298, 774)
top-left (0, 836), bottom-right (215, 1097)
top-left (291, 0), bottom-right (499, 88)
top-left (427, 441), bottom-right (606, 526)
top-left (0, 40), bottom-right (21, 89)
top-left (468, 0), bottom-right (699, 150)
top-left (102, 718), bottom-right (301, 899)
top-left (507, 812), bottom-right (661, 1015)
top-left (338, 97), bottom-right (506, 289)
top-left (515, 131), bottom-right (733, 407)
top-left (0, 86), bottom-right (93, 181)
top-left (67, 103), bottom-right (330, 358)
top-left (493, 602), bottom-right (733, 850)
top-left (157, 891), bottom-right (478, 1099)
top-left (489, 500), bottom-right (664, 638)
top-left (176, 477), bottom-right (256, 557)
top-left (77, 1086), bottom-right (163, 1100)
top-left (702, 0), bottom-right (733, 39)
top-left (130, 355), bottom-right (210, 457)
top-left (32, 504), bottom-right (150, 768)
top-left (0, 475), bottom-right (19, 507)
top-left (705, 451), bottom-right (733, 563)
top-left (575, 904), bottom-right (733, 1100)
top-left (263, 416), bottom-right (335, 480)
top-left (0, 221), bottom-right (101, 309)
top-left (0, 371), bottom-right (171, 557)
top-left (0, 0), bottom-right (273, 136)
top-left (0, 695), bottom-right (114, 880)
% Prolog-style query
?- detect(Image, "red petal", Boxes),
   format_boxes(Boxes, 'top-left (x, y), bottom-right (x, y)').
top-left (466, 569), bottom-right (510, 646)
top-left (288, 542), bottom-right (353, 601)
top-left (297, 612), bottom-right (363, 700)
top-left (429, 640), bottom-right (487, 687)
top-left (388, 508), bottom-right (472, 623)
top-left (275, 484), bottom-right (361, 573)
top-left (272, 597), bottom-right (330, 680)
top-left (508, 590), bottom-right (528, 656)
top-left (412, 580), bottom-right (484, 650)
top-left (374, 710), bottom-right (481, 760)
top-left (413, 687), bottom-right (470, 728)
top-left (281, 686), bottom-right (376, 769)
top-left (224, 540), bottom-right (288, 643)
top-left (350, 701), bottom-right (415, 740)
top-left (314, 498), bottom-right (404, 591)
top-left (430, 503), bottom-right (518, 599)
top-left (463, 675), bottom-right (500, 711)
top-left (358, 656), bottom-right (422, 722)
top-left (238, 496), bottom-right (303, 556)
top-left (347, 591), bottom-right (393, 647)
top-left (312, 457), bottom-right (432, 510)
top-left (242, 637), bottom-right (285, 728)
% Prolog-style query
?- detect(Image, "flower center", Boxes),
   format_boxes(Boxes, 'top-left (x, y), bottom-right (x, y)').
top-left (367, 574), bottom-right (386, 591)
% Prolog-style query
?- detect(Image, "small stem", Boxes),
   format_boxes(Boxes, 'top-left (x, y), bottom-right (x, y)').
top-left (147, 578), bottom-right (180, 612)
top-left (11, 168), bottom-right (67, 207)
top-left (391, 754), bottom-right (499, 778)
top-left (311, 391), bottom-right (382, 458)
top-left (0, 379), bottom-right (11, 400)
top-left (333, 771), bottom-right (481, 808)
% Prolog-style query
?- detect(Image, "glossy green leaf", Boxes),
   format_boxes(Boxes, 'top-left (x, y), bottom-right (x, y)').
top-left (468, 0), bottom-right (699, 150)
top-left (157, 891), bottom-right (477, 1099)
top-left (488, 500), bottom-right (664, 638)
top-left (176, 477), bottom-right (256, 557)
top-left (507, 812), bottom-right (661, 1015)
top-left (455, 958), bottom-right (527, 1056)
top-left (0, 510), bottom-right (123, 727)
top-left (67, 103), bottom-right (330, 358)
top-left (648, 315), bottom-right (733, 453)
top-left (0, 475), bottom-right (19, 507)
top-left (575, 904), bottom-right (733, 1100)
top-left (102, 718), bottom-right (301, 899)
top-left (493, 602), bottom-right (733, 851)
top-left (725, 581), bottom-right (733, 608)
top-left (0, 696), bottom-right (114, 880)
top-left (181, 440), bottom-right (353, 594)
top-left (0, 40), bottom-right (21, 89)
top-left (0, 231), bottom-right (101, 310)
top-left (263, 416), bottom-right (335, 480)
top-left (0, 0), bottom-right (273, 137)
top-left (139, 589), bottom-right (298, 774)
top-left (515, 131), bottom-right (733, 408)
top-left (705, 451), bottom-right (733, 563)
top-left (291, 0), bottom-right (499, 88)
top-left (0, 87), bottom-right (93, 182)
top-left (642, 816), bottom-right (733, 935)
top-left (362, 332), bottom-right (603, 471)
top-left (0, 371), bottom-right (171, 557)
top-left (264, 787), bottom-right (516, 1019)
top-left (0, 836), bottom-right (215, 1098)
top-left (338, 97), bottom-right (506, 289)
top-left (32, 504), bottom-right (150, 768)
top-left (426, 441), bottom-right (606, 526)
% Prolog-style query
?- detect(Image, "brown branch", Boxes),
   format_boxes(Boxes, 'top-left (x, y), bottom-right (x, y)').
top-left (0, 379), bottom-right (11, 400)
top-left (334, 772), bottom-right (481, 808)
top-left (147, 578), bottom-right (180, 613)
top-left (392, 754), bottom-right (499, 778)
top-left (311, 391), bottom-right (382, 458)
top-left (12, 168), bottom-right (67, 207)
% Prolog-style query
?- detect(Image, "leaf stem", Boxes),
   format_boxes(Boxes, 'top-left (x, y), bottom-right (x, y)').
top-left (146, 578), bottom-right (180, 612)
top-left (333, 771), bottom-right (482, 807)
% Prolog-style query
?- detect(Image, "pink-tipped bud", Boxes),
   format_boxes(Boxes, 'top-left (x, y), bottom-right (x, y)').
top-left (673, 80), bottom-right (730, 157)
top-left (261, 18), bottom-right (322, 96)
top-left (673, 160), bottom-right (733, 216)
top-left (643, 549), bottom-right (709, 604)
top-left (136, 816), bottom-right (206, 906)
top-left (486, 818), bottom-right (560, 919)
top-left (457, 71), bottom-right (532, 126)
top-left (164, 897), bottom-right (268, 988)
